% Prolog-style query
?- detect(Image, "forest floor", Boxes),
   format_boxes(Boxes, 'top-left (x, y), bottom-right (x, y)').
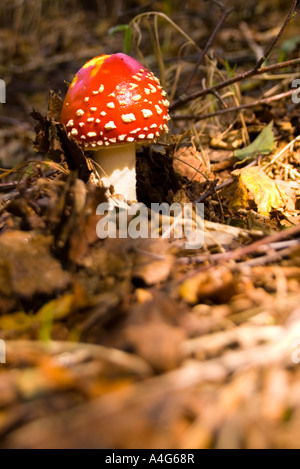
top-left (0, 0), bottom-right (300, 449)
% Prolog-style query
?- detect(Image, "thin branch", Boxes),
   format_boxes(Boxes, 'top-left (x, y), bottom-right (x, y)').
top-left (254, 0), bottom-right (298, 70)
top-left (183, 5), bottom-right (233, 93)
top-left (170, 57), bottom-right (300, 111)
top-left (194, 158), bottom-right (259, 203)
top-left (171, 89), bottom-right (295, 121)
top-left (177, 239), bottom-right (300, 265)
top-left (171, 0), bottom-right (298, 111)
top-left (180, 224), bottom-right (300, 280)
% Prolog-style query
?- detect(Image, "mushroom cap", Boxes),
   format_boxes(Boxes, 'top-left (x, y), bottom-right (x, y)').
top-left (61, 53), bottom-right (170, 149)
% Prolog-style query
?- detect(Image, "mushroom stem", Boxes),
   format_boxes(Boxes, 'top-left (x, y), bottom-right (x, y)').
top-left (92, 143), bottom-right (137, 202)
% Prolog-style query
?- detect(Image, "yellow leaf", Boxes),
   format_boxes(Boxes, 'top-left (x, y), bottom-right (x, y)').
top-left (230, 166), bottom-right (287, 216)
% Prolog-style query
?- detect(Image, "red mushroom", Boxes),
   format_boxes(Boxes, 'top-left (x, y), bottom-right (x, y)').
top-left (61, 53), bottom-right (170, 201)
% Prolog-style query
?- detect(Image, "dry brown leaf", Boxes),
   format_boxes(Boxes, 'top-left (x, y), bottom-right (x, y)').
top-left (132, 239), bottom-right (174, 286)
top-left (125, 321), bottom-right (185, 372)
top-left (179, 267), bottom-right (236, 305)
top-left (0, 231), bottom-right (70, 300)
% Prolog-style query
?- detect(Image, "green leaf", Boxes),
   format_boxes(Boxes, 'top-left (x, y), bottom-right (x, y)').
top-left (234, 121), bottom-right (276, 161)
top-left (108, 24), bottom-right (132, 55)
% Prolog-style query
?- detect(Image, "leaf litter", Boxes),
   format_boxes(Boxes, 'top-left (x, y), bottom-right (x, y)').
top-left (0, 0), bottom-right (300, 449)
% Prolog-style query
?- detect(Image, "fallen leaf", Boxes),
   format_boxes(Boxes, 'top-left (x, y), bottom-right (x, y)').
top-left (132, 239), bottom-right (174, 286)
top-left (229, 166), bottom-right (288, 216)
top-left (234, 122), bottom-right (276, 161)
top-left (179, 267), bottom-right (236, 305)
top-left (0, 231), bottom-right (71, 300)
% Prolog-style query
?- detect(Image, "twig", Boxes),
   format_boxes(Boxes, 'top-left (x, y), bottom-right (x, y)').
top-left (176, 224), bottom-right (300, 287)
top-left (194, 158), bottom-right (259, 203)
top-left (177, 239), bottom-right (300, 265)
top-left (170, 57), bottom-right (300, 111)
top-left (0, 181), bottom-right (20, 192)
top-left (254, 0), bottom-right (298, 70)
top-left (194, 180), bottom-right (219, 203)
top-left (237, 244), bottom-right (299, 267)
top-left (171, 89), bottom-right (295, 121)
top-left (183, 5), bottom-right (233, 93)
top-left (171, 0), bottom-right (298, 111)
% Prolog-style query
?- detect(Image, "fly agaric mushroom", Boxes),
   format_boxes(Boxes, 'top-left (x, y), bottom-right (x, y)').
top-left (61, 53), bottom-right (170, 201)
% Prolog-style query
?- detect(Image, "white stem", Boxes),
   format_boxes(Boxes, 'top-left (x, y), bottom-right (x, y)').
top-left (92, 143), bottom-right (137, 202)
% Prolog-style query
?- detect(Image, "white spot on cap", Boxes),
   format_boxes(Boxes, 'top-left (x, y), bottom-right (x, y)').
top-left (138, 134), bottom-right (145, 139)
top-left (109, 138), bottom-right (117, 143)
top-left (161, 90), bottom-right (167, 96)
top-left (107, 102), bottom-right (115, 109)
top-left (105, 141), bottom-right (110, 146)
top-left (90, 107), bottom-right (97, 112)
top-left (142, 109), bottom-right (153, 118)
top-left (104, 121), bottom-right (117, 130)
top-left (163, 124), bottom-right (169, 132)
top-left (80, 135), bottom-right (86, 139)
top-left (87, 132), bottom-right (97, 137)
top-left (87, 117), bottom-right (94, 122)
top-left (149, 84), bottom-right (157, 93)
top-left (66, 119), bottom-right (74, 127)
top-left (98, 84), bottom-right (104, 93)
top-left (127, 136), bottom-right (135, 142)
top-left (132, 75), bottom-right (142, 81)
top-left (100, 111), bottom-right (107, 116)
top-left (92, 90), bottom-right (99, 95)
top-left (144, 88), bottom-right (151, 95)
top-left (130, 128), bottom-right (141, 134)
top-left (129, 83), bottom-right (138, 90)
top-left (108, 92), bottom-right (115, 97)
top-left (97, 141), bottom-right (103, 145)
top-left (71, 128), bottom-right (78, 135)
top-left (95, 118), bottom-right (101, 123)
top-left (84, 97), bottom-right (90, 102)
top-left (122, 113), bottom-right (136, 123)
top-left (147, 133), bottom-right (154, 139)
top-left (162, 99), bottom-right (170, 107)
top-left (150, 123), bottom-right (157, 128)
top-left (119, 101), bottom-right (127, 106)
top-left (155, 105), bottom-right (163, 115)
top-left (132, 94), bottom-right (142, 102)
top-left (118, 134), bottom-right (127, 141)
top-left (155, 131), bottom-right (160, 137)
top-left (79, 122), bottom-right (85, 127)
top-left (76, 109), bottom-right (84, 117)
top-left (139, 69), bottom-right (145, 73)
